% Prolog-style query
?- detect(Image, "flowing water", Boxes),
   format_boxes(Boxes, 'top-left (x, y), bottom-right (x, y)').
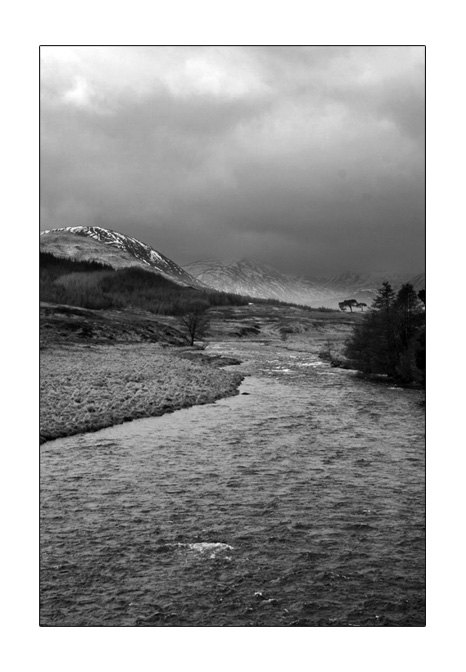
top-left (40, 339), bottom-right (425, 626)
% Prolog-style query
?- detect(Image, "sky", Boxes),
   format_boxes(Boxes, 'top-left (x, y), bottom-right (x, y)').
top-left (40, 46), bottom-right (425, 278)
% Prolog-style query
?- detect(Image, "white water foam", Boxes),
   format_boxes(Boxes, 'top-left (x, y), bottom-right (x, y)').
top-left (178, 542), bottom-right (234, 558)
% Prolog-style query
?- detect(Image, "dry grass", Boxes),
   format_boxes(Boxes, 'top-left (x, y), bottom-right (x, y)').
top-left (40, 343), bottom-right (243, 443)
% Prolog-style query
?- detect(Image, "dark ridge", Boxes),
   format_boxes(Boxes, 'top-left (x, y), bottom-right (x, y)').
top-left (39, 251), bottom-right (114, 278)
top-left (40, 252), bottom-right (250, 314)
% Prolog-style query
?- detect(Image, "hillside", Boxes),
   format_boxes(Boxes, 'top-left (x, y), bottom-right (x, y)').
top-left (40, 251), bottom-right (250, 316)
top-left (40, 226), bottom-right (205, 288)
top-left (185, 259), bottom-right (425, 309)
top-left (40, 226), bottom-right (424, 310)
top-left (184, 258), bottom-right (335, 307)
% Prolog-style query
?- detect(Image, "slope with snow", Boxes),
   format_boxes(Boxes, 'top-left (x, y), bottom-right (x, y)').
top-left (40, 226), bottom-right (205, 288)
top-left (184, 259), bottom-right (335, 306)
top-left (184, 259), bottom-right (425, 309)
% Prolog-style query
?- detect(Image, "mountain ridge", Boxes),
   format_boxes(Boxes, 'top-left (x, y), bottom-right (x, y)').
top-left (40, 226), bottom-right (425, 308)
top-left (40, 226), bottom-right (205, 289)
top-left (184, 258), bottom-right (425, 308)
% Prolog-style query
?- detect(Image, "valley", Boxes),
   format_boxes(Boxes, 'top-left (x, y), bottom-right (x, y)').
top-left (40, 301), bottom-right (363, 444)
top-left (40, 226), bottom-right (424, 309)
top-left (40, 302), bottom-right (425, 627)
top-left (39, 231), bottom-right (425, 627)
top-left (39, 225), bottom-right (423, 446)
top-left (184, 259), bottom-right (425, 309)
top-left (39, 46), bottom-right (426, 631)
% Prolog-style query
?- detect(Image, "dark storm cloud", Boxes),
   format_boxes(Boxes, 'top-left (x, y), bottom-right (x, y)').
top-left (40, 46), bottom-right (425, 276)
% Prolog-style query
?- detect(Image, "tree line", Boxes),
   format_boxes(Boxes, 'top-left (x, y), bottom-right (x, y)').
top-left (40, 252), bottom-right (255, 314)
top-left (344, 281), bottom-right (425, 386)
top-left (40, 252), bottom-right (340, 317)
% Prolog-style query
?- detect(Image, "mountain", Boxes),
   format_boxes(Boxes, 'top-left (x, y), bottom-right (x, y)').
top-left (184, 259), bottom-right (425, 309)
top-left (183, 258), bottom-right (335, 306)
top-left (40, 227), bottom-right (425, 308)
top-left (40, 226), bottom-right (205, 288)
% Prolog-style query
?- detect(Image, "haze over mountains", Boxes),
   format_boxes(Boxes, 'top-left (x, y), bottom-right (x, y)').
top-left (185, 259), bottom-right (424, 309)
top-left (40, 226), bottom-right (424, 309)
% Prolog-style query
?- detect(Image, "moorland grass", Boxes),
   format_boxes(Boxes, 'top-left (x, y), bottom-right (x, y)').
top-left (40, 343), bottom-right (243, 443)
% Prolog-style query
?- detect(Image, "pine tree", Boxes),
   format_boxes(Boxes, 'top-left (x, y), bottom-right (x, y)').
top-left (370, 281), bottom-right (399, 377)
top-left (393, 283), bottom-right (425, 383)
top-left (394, 283), bottom-right (423, 348)
top-left (372, 281), bottom-right (396, 312)
top-left (344, 280), bottom-right (425, 385)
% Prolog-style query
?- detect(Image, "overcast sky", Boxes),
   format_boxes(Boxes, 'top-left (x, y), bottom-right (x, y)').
top-left (40, 46), bottom-right (425, 277)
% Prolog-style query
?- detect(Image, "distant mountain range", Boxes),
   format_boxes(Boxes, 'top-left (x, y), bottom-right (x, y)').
top-left (40, 226), bottom-right (425, 308)
top-left (40, 226), bottom-right (205, 289)
top-left (184, 259), bottom-right (425, 309)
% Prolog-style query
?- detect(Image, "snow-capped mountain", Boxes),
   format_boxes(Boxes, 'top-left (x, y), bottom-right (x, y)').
top-left (40, 226), bottom-right (205, 288)
top-left (184, 258), bottom-right (336, 306)
top-left (40, 226), bottom-right (425, 307)
top-left (184, 259), bottom-right (425, 308)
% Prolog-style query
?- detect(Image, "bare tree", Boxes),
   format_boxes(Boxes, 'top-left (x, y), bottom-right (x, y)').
top-left (178, 307), bottom-right (210, 345)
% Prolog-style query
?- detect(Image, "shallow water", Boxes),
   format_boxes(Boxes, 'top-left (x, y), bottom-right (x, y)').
top-left (40, 340), bottom-right (425, 626)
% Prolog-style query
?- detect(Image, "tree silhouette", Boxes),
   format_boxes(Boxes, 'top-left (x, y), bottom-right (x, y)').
top-left (177, 306), bottom-right (210, 345)
top-left (339, 299), bottom-right (358, 312)
top-left (372, 281), bottom-right (396, 312)
top-left (394, 283), bottom-right (423, 348)
top-left (344, 281), bottom-right (425, 385)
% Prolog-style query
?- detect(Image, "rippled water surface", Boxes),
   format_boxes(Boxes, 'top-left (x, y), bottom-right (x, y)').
top-left (40, 340), bottom-right (425, 626)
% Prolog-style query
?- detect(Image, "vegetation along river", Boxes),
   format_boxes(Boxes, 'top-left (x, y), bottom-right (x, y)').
top-left (40, 338), bottom-right (425, 626)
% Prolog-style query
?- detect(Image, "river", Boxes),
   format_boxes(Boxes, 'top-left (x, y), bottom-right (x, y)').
top-left (40, 338), bottom-right (425, 626)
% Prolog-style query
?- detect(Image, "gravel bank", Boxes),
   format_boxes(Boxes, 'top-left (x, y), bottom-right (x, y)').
top-left (40, 343), bottom-right (244, 444)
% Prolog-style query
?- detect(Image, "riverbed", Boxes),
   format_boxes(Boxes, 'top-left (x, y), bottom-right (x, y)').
top-left (40, 338), bottom-right (425, 626)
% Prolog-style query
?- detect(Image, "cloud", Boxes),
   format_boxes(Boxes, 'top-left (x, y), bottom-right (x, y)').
top-left (40, 46), bottom-right (425, 276)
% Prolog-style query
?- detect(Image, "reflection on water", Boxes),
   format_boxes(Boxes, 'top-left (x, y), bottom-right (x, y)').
top-left (40, 340), bottom-right (425, 626)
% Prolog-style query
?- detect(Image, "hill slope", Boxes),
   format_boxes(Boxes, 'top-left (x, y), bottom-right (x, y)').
top-left (184, 259), bottom-right (425, 309)
top-left (184, 259), bottom-right (334, 306)
top-left (40, 226), bottom-right (205, 288)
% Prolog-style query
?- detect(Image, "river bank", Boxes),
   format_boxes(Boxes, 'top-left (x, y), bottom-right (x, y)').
top-left (41, 335), bottom-right (425, 626)
top-left (39, 303), bottom-right (363, 444)
top-left (40, 343), bottom-right (244, 444)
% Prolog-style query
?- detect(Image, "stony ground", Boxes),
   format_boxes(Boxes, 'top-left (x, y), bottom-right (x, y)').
top-left (40, 343), bottom-right (244, 443)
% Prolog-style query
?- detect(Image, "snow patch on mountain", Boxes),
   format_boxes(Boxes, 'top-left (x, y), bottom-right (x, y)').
top-left (184, 259), bottom-right (425, 309)
top-left (40, 226), bottom-right (204, 288)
